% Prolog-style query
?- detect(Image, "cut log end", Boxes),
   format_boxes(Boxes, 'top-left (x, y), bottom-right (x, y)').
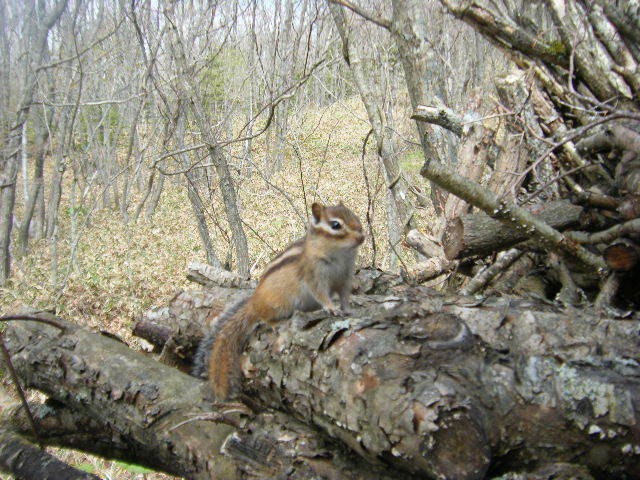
top-left (443, 217), bottom-right (464, 260)
top-left (604, 240), bottom-right (640, 272)
top-left (618, 195), bottom-right (640, 220)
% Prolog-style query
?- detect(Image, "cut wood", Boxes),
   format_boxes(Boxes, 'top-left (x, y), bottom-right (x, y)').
top-left (604, 239), bottom-right (640, 272)
top-left (619, 195), bottom-right (640, 220)
top-left (443, 200), bottom-right (584, 260)
top-left (405, 229), bottom-right (444, 258)
top-left (186, 261), bottom-right (255, 288)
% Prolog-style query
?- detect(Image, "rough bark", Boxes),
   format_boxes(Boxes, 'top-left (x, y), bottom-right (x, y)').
top-left (2, 316), bottom-right (410, 480)
top-left (133, 278), bottom-right (640, 480)
top-left (443, 200), bottom-right (584, 260)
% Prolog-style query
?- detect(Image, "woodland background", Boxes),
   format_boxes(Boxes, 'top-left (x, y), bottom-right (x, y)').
top-left (1, 0), bottom-right (639, 479)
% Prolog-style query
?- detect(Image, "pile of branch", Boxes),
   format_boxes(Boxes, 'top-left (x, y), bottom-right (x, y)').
top-left (384, 1), bottom-right (640, 307)
top-left (2, 269), bottom-right (640, 479)
top-left (408, 81), bottom-right (640, 306)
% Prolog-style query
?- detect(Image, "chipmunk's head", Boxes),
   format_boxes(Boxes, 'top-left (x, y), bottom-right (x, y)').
top-left (310, 202), bottom-right (364, 249)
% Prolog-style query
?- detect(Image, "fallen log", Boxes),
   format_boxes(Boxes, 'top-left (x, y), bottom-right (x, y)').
top-left (442, 200), bottom-right (584, 260)
top-left (3, 316), bottom-right (403, 480)
top-left (135, 284), bottom-right (640, 480)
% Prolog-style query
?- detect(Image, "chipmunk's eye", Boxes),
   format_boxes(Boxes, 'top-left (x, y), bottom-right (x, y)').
top-left (329, 220), bottom-right (342, 230)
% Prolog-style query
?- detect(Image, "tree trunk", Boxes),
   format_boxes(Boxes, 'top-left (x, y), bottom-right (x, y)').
top-left (17, 109), bottom-right (50, 255)
top-left (145, 168), bottom-right (164, 219)
top-left (0, 153), bottom-right (18, 284)
top-left (177, 111), bottom-right (223, 269)
top-left (329, 4), bottom-right (415, 264)
top-left (0, 428), bottom-right (101, 480)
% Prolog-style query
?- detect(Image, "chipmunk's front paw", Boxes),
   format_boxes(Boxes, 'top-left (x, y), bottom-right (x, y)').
top-left (323, 306), bottom-right (346, 317)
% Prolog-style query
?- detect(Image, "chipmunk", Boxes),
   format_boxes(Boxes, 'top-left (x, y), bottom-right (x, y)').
top-left (192, 202), bottom-right (364, 400)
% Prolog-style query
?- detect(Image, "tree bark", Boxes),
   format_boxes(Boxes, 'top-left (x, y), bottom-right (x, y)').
top-left (132, 275), bottom-right (640, 480)
top-left (443, 200), bottom-right (584, 260)
top-left (3, 316), bottom-right (408, 480)
top-left (0, 428), bottom-right (101, 480)
top-left (3, 273), bottom-right (640, 479)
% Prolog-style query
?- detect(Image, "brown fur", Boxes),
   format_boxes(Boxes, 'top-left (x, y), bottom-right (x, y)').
top-left (203, 202), bottom-right (363, 400)
top-left (260, 253), bottom-right (301, 283)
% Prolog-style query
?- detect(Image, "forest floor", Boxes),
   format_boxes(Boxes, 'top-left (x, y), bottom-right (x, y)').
top-left (0, 97), bottom-right (429, 479)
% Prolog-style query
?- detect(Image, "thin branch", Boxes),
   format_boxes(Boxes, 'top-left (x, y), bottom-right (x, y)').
top-left (35, 16), bottom-right (125, 73)
top-left (411, 105), bottom-right (465, 136)
top-left (514, 112), bottom-right (640, 188)
top-left (521, 164), bottom-right (593, 204)
top-left (32, 92), bottom-right (146, 107)
top-left (153, 59), bottom-right (325, 172)
top-left (361, 129), bottom-right (377, 266)
top-left (0, 329), bottom-right (43, 449)
top-left (327, 0), bottom-right (392, 30)
top-left (568, 219), bottom-right (640, 245)
top-left (462, 249), bottom-right (524, 296)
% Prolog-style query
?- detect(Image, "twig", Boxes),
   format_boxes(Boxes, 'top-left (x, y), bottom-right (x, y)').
top-left (521, 164), bottom-right (593, 204)
top-left (361, 129), bottom-right (377, 266)
top-left (515, 112), bottom-right (640, 187)
top-left (327, 0), bottom-right (392, 30)
top-left (0, 315), bottom-right (66, 330)
top-left (293, 143), bottom-right (308, 217)
top-left (0, 322), bottom-right (49, 450)
top-left (461, 249), bottom-right (523, 296)
top-left (568, 218), bottom-right (640, 245)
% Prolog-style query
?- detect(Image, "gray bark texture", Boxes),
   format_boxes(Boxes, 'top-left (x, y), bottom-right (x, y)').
top-left (3, 267), bottom-right (640, 479)
top-left (129, 269), bottom-right (640, 480)
top-left (0, 428), bottom-right (100, 480)
top-left (443, 200), bottom-right (585, 260)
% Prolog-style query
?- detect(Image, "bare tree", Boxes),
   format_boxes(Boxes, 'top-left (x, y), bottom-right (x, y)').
top-left (0, 0), bottom-right (69, 284)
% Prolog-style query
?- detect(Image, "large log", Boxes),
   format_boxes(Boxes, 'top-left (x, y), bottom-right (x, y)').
top-left (135, 284), bottom-right (640, 480)
top-left (442, 200), bottom-right (584, 260)
top-left (1, 316), bottom-right (406, 480)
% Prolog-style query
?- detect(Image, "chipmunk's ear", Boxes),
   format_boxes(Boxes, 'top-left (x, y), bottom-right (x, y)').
top-left (311, 203), bottom-right (324, 223)
top-left (338, 199), bottom-right (344, 206)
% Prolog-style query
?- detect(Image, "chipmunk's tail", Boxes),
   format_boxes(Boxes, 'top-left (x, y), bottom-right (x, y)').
top-left (192, 296), bottom-right (254, 400)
